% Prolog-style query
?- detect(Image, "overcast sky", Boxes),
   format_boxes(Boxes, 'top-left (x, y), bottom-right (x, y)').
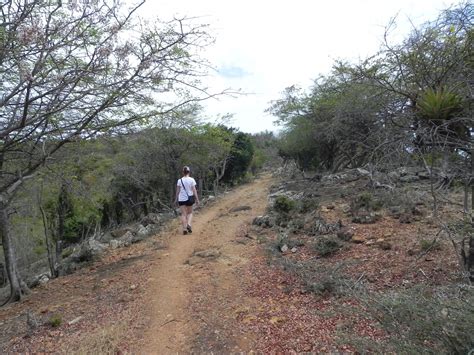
top-left (139, 0), bottom-right (459, 134)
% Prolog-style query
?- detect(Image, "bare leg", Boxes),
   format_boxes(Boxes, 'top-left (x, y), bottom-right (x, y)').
top-left (179, 205), bottom-right (188, 231)
top-left (186, 206), bottom-right (193, 227)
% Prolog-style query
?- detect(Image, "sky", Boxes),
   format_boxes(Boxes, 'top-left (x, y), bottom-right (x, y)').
top-left (138, 0), bottom-right (460, 134)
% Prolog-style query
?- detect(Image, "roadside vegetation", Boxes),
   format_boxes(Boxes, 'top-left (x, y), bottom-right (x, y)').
top-left (0, 1), bottom-right (276, 305)
top-left (252, 2), bottom-right (474, 352)
top-left (1, 0), bottom-right (473, 353)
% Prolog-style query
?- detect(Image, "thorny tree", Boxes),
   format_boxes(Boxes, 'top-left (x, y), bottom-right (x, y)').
top-left (355, 3), bottom-right (474, 278)
top-left (0, 0), bottom-right (216, 303)
top-left (270, 2), bottom-right (474, 278)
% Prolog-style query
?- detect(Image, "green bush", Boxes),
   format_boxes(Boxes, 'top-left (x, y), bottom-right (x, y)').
top-left (420, 238), bottom-right (442, 252)
top-left (273, 195), bottom-right (296, 214)
top-left (33, 245), bottom-right (46, 256)
top-left (313, 235), bottom-right (343, 257)
top-left (357, 192), bottom-right (373, 208)
top-left (49, 314), bottom-right (62, 328)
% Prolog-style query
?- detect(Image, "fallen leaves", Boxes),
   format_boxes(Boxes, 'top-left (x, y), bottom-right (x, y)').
top-left (0, 241), bottom-right (157, 353)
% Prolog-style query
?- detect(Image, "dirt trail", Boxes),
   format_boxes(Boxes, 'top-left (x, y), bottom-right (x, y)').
top-left (0, 175), bottom-right (273, 353)
top-left (140, 174), bottom-right (272, 353)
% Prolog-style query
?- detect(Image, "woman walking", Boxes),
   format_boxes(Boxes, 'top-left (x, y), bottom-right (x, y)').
top-left (175, 166), bottom-right (199, 235)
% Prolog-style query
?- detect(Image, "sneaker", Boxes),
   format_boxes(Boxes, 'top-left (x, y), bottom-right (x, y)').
top-left (183, 230), bottom-right (188, 235)
top-left (187, 225), bottom-right (192, 233)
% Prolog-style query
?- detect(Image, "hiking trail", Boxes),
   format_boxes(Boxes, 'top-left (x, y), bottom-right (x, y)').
top-left (140, 174), bottom-right (272, 353)
top-left (0, 174), bottom-right (272, 353)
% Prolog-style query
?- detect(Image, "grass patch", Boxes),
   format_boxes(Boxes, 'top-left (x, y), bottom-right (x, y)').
top-left (48, 314), bottom-right (62, 328)
top-left (419, 238), bottom-right (442, 252)
top-left (67, 322), bottom-right (127, 355)
top-left (352, 284), bottom-right (474, 354)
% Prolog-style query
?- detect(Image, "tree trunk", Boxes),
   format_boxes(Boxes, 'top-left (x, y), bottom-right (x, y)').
top-left (39, 205), bottom-right (57, 278)
top-left (468, 235), bottom-right (474, 282)
top-left (170, 175), bottom-right (177, 206)
top-left (0, 262), bottom-right (6, 287)
top-left (471, 150), bottom-right (474, 220)
top-left (55, 240), bottom-right (63, 266)
top-left (143, 197), bottom-right (149, 216)
top-left (0, 199), bottom-right (24, 304)
top-left (212, 159), bottom-right (228, 196)
top-left (464, 179), bottom-right (469, 216)
top-left (198, 178), bottom-right (203, 197)
top-left (213, 179), bottom-right (218, 196)
top-left (57, 183), bottom-right (68, 242)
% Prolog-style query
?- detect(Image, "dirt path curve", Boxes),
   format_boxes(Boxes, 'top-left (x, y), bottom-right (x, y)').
top-left (140, 174), bottom-right (273, 353)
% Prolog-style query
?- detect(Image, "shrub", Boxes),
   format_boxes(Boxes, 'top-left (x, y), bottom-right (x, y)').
top-left (273, 232), bottom-right (289, 251)
top-left (420, 238), bottom-right (442, 252)
top-left (306, 277), bottom-right (338, 295)
top-left (351, 192), bottom-right (383, 213)
top-left (278, 259), bottom-right (349, 297)
top-left (33, 245), bottom-right (46, 256)
top-left (274, 212), bottom-right (291, 227)
top-left (269, 232), bottom-right (305, 253)
top-left (313, 235), bottom-right (343, 257)
top-left (308, 217), bottom-right (342, 236)
top-left (288, 218), bottom-right (305, 232)
top-left (49, 314), bottom-right (62, 328)
top-left (376, 189), bottom-right (417, 214)
top-left (298, 197), bottom-right (319, 213)
top-left (356, 285), bottom-right (474, 354)
top-left (273, 195), bottom-right (296, 214)
top-left (357, 192), bottom-right (373, 208)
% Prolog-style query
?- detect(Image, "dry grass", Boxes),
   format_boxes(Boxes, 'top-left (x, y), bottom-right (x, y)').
top-left (66, 321), bottom-right (127, 355)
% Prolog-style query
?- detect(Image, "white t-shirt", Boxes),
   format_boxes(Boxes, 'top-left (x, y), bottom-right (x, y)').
top-left (177, 176), bottom-right (196, 202)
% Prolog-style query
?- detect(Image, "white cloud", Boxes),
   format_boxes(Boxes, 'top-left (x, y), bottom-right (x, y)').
top-left (139, 0), bottom-right (458, 133)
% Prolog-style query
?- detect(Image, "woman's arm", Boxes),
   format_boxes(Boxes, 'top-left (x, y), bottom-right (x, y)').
top-left (175, 186), bottom-right (181, 203)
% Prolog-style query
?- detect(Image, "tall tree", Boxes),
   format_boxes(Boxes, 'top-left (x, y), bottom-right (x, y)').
top-left (0, 0), bottom-right (214, 303)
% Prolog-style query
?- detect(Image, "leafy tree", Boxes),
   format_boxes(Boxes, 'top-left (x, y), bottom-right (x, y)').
top-left (0, 0), bottom-right (214, 303)
top-left (269, 69), bottom-right (394, 171)
top-left (269, 2), bottom-right (474, 282)
top-left (355, 2), bottom-right (473, 153)
top-left (269, 3), bottom-right (472, 174)
top-left (188, 124), bottom-right (234, 194)
top-left (249, 131), bottom-right (279, 172)
top-left (222, 131), bottom-right (254, 183)
top-left (108, 121), bottom-right (242, 222)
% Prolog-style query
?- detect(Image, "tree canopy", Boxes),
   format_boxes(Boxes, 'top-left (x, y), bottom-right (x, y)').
top-left (269, 2), bottom-right (473, 173)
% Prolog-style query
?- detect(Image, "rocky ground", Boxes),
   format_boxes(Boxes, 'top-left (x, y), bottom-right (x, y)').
top-left (0, 169), bottom-right (466, 353)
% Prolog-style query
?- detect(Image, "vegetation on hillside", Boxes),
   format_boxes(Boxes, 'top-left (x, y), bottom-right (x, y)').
top-left (259, 2), bottom-right (474, 353)
top-left (0, 1), bottom-right (275, 304)
top-left (1, 0), bottom-right (473, 353)
top-left (269, 2), bottom-right (473, 280)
